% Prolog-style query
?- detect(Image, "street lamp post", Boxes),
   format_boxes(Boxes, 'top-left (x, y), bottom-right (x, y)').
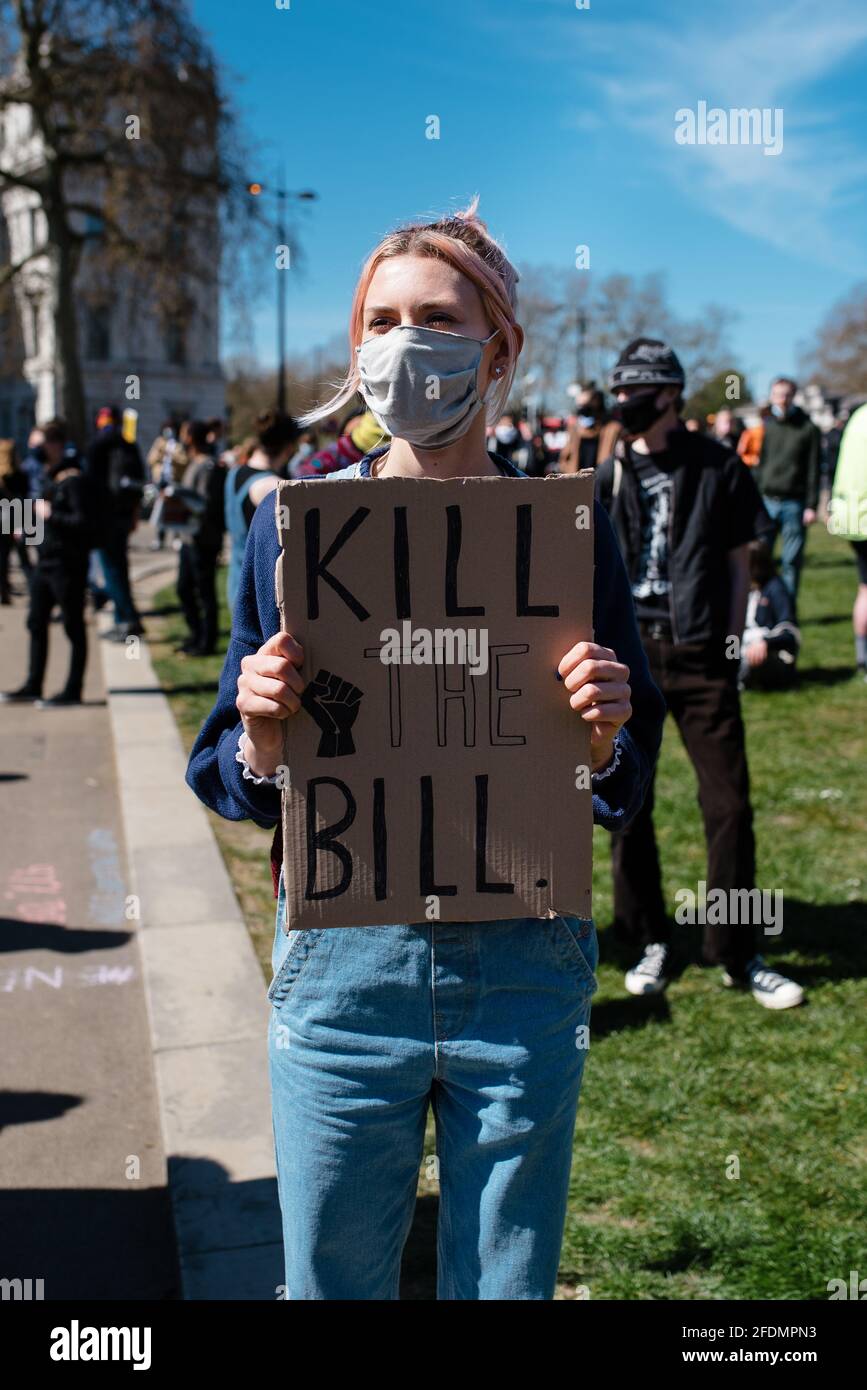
top-left (576, 311), bottom-right (588, 389)
top-left (246, 180), bottom-right (318, 415)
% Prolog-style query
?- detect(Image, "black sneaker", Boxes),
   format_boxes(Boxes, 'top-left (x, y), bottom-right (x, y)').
top-left (35, 691), bottom-right (82, 708)
top-left (0, 685), bottom-right (41, 703)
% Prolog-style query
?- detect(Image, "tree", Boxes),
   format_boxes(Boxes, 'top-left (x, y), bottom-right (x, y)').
top-left (512, 263), bottom-right (736, 412)
top-left (799, 283), bottom-right (867, 397)
top-left (225, 333), bottom-right (352, 443)
top-left (0, 0), bottom-right (269, 446)
top-left (684, 368), bottom-right (753, 422)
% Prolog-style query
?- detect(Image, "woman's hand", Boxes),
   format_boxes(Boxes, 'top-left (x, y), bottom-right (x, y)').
top-left (557, 641), bottom-right (632, 773)
top-left (236, 631), bottom-right (305, 777)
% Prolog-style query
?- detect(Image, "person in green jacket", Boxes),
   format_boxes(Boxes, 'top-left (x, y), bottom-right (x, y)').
top-left (828, 401), bottom-right (867, 680)
top-left (755, 377), bottom-right (820, 604)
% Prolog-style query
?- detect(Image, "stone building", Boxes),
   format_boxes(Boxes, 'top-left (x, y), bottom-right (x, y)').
top-left (0, 95), bottom-right (224, 452)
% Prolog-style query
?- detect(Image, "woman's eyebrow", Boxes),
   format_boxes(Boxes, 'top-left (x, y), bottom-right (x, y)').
top-left (365, 300), bottom-right (463, 316)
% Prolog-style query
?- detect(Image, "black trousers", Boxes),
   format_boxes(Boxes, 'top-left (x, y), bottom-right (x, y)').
top-left (27, 559), bottom-right (89, 698)
top-left (611, 634), bottom-right (757, 974)
top-left (177, 541), bottom-right (220, 652)
top-left (0, 532), bottom-right (34, 601)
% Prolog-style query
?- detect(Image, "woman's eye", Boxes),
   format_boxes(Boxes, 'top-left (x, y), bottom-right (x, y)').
top-left (428, 314), bottom-right (454, 325)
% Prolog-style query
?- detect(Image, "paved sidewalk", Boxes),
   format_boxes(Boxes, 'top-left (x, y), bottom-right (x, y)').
top-left (1, 535), bottom-right (284, 1299)
top-left (0, 572), bottom-right (178, 1299)
top-left (104, 535), bottom-right (283, 1299)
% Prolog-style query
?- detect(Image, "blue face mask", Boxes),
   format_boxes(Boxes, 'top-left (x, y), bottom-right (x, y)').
top-left (771, 403), bottom-right (791, 420)
top-left (355, 324), bottom-right (501, 450)
top-left (577, 413), bottom-right (597, 429)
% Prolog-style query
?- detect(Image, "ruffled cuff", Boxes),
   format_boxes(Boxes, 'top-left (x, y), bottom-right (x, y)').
top-left (235, 731), bottom-right (281, 785)
top-left (590, 738), bottom-right (623, 782)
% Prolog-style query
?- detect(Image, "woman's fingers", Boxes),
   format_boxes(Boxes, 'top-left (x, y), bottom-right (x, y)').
top-left (240, 694), bottom-right (296, 721)
top-left (238, 672), bottom-right (302, 715)
top-left (260, 630), bottom-right (304, 664)
top-left (237, 631), bottom-right (306, 723)
top-left (579, 700), bottom-right (633, 724)
top-left (563, 657), bottom-right (629, 693)
top-left (569, 681), bottom-right (632, 713)
top-left (241, 652), bottom-right (305, 692)
top-left (558, 640), bottom-right (620, 681)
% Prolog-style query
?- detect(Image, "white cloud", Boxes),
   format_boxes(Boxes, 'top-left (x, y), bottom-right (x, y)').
top-left (558, 0), bottom-right (867, 269)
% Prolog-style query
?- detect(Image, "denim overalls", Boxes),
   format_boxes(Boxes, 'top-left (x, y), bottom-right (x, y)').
top-left (266, 452), bottom-right (599, 1299)
top-left (268, 869), bottom-right (598, 1300)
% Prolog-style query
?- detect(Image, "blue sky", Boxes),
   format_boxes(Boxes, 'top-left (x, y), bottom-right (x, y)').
top-left (190, 0), bottom-right (867, 402)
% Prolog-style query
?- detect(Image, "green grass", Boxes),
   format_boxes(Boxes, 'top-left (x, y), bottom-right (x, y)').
top-left (150, 526), bottom-right (866, 1300)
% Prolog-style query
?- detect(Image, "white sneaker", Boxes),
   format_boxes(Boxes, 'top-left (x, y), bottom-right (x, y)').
top-left (723, 956), bottom-right (804, 1010)
top-left (624, 942), bottom-right (671, 996)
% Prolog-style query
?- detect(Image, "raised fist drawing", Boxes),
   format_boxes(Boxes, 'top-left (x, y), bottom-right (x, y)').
top-left (300, 668), bottom-right (364, 757)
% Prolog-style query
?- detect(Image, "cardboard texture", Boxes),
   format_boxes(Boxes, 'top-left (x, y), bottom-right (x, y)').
top-left (274, 471), bottom-right (595, 930)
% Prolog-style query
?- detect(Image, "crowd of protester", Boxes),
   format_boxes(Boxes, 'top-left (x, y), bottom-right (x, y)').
top-left (1, 348), bottom-right (865, 1014)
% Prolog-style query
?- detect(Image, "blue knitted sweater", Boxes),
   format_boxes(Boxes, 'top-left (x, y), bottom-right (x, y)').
top-left (186, 449), bottom-right (666, 843)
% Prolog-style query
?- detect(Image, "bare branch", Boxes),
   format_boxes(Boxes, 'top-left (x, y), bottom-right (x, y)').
top-left (0, 164), bottom-right (45, 192)
top-left (0, 239), bottom-right (49, 286)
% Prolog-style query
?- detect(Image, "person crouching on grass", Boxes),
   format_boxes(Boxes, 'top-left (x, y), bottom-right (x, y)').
top-left (738, 541), bottom-right (800, 691)
top-left (186, 199), bottom-right (666, 1301)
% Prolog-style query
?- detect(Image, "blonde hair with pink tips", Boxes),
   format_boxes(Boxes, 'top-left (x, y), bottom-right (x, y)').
top-left (297, 196), bottom-right (522, 430)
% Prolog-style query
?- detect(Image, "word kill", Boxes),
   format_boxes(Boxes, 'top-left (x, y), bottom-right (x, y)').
top-left (302, 502), bottom-right (566, 622)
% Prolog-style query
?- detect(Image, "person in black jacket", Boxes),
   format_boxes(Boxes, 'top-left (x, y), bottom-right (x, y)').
top-left (176, 418), bottom-right (227, 656)
top-left (83, 405), bottom-right (147, 641)
top-left (1, 420), bottom-right (95, 707)
top-left (596, 338), bottom-right (804, 1010)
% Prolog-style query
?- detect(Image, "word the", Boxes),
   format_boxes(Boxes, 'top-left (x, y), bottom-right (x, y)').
top-left (675, 101), bottom-right (783, 157)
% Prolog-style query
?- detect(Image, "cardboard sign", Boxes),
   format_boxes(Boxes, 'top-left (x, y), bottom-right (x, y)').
top-left (274, 472), bottom-right (595, 930)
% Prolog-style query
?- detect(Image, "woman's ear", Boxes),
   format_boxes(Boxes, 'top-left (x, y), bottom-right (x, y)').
top-left (490, 322), bottom-right (522, 380)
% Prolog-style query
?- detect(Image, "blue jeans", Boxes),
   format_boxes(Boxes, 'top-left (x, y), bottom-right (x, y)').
top-left (268, 872), bottom-right (598, 1300)
top-left (761, 496), bottom-right (806, 601)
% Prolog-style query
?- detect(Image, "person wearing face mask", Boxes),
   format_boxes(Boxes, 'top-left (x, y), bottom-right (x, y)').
top-left (185, 200), bottom-right (666, 1302)
top-left (595, 338), bottom-right (804, 1012)
top-left (558, 385), bottom-right (622, 474)
top-left (754, 377), bottom-right (821, 604)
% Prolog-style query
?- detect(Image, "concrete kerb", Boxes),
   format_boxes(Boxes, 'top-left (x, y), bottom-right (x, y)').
top-left (98, 554), bottom-right (282, 1300)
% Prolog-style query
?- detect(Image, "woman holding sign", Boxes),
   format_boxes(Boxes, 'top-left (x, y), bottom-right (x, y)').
top-left (187, 201), bottom-right (665, 1300)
